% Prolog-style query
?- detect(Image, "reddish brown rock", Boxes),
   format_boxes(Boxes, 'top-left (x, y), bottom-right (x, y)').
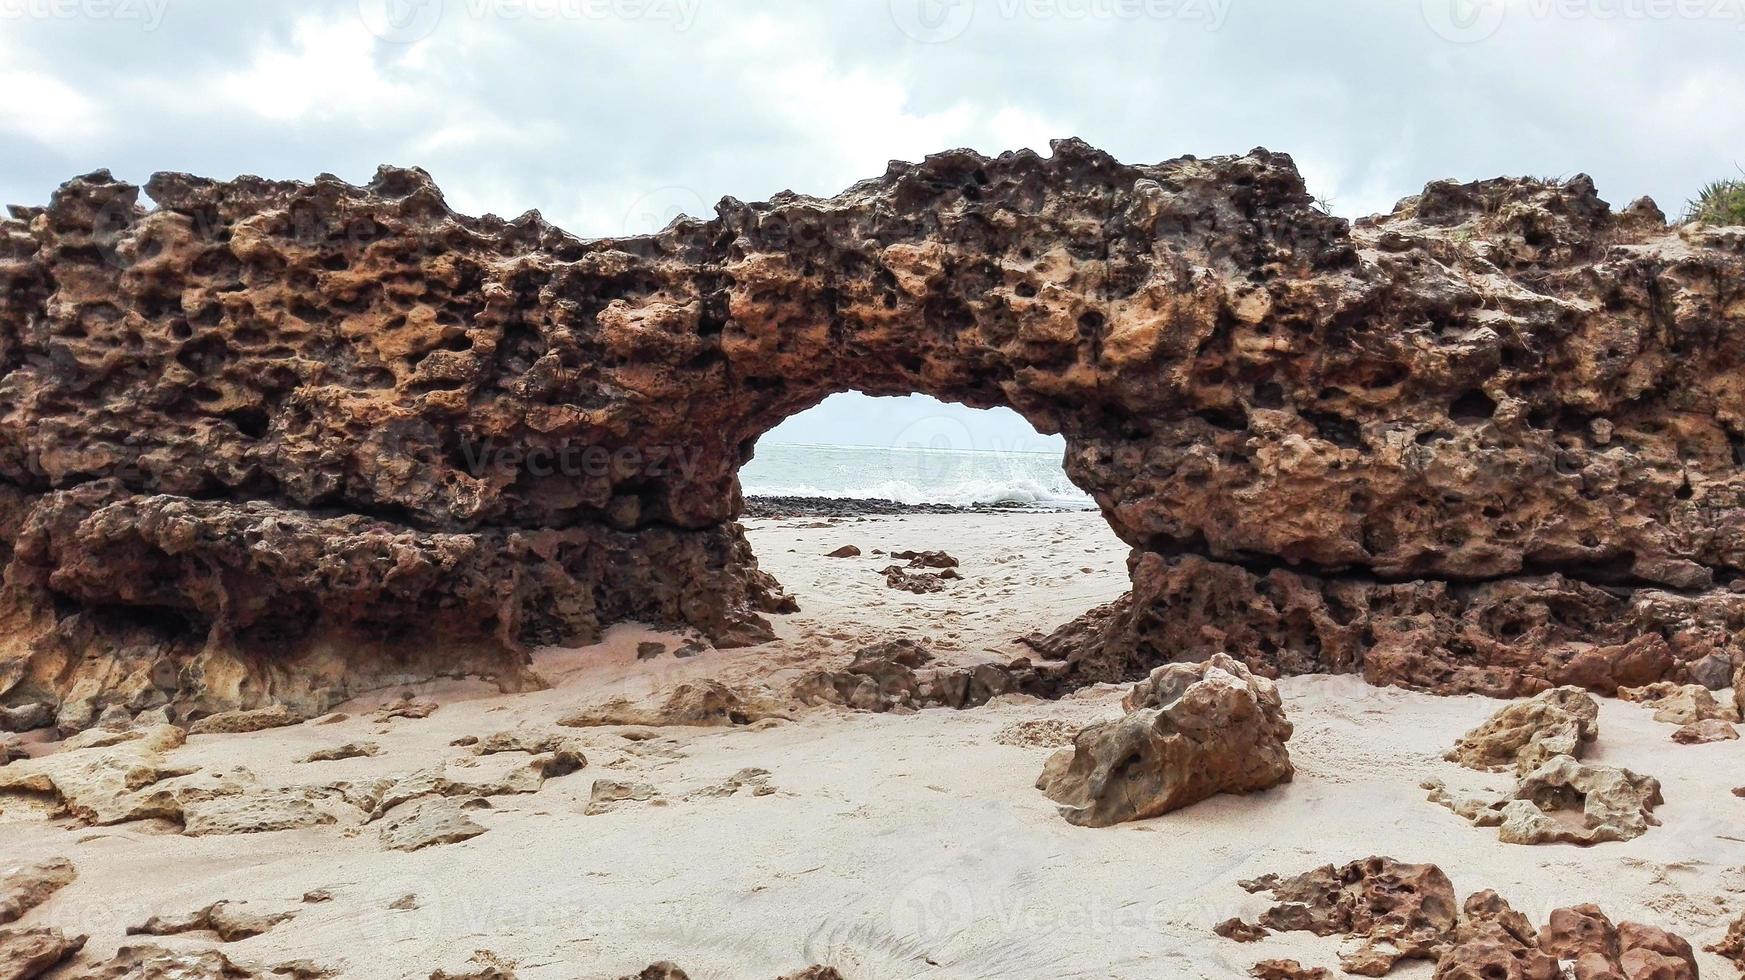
top-left (1537, 908), bottom-right (1697, 980)
top-left (1707, 910), bottom-right (1745, 974)
top-left (823, 545), bottom-right (860, 558)
top-left (1241, 856), bottom-right (1457, 976)
top-left (1250, 961), bottom-right (1330, 980)
top-left (1671, 718), bottom-right (1738, 744)
top-left (1435, 891), bottom-right (1560, 980)
top-left (1215, 917), bottom-right (1269, 942)
top-left (7, 149), bottom-right (1745, 721)
top-left (0, 858), bottom-right (75, 926)
top-left (1038, 653), bottom-right (1293, 827)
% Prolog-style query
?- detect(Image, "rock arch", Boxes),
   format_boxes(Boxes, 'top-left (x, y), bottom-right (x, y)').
top-left (3, 140), bottom-right (1744, 729)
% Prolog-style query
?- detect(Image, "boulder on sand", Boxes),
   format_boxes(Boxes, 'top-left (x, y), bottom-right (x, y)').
top-left (1037, 653), bottom-right (1293, 827)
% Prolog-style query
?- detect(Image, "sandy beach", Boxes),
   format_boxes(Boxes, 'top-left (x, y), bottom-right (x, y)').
top-left (4, 509), bottom-right (1742, 978)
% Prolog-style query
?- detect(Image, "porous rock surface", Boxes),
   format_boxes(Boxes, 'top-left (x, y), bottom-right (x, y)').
top-left (6, 143), bottom-right (1745, 725)
top-left (1234, 859), bottom-right (1698, 980)
top-left (1443, 686), bottom-right (1598, 775)
top-left (1036, 652), bottom-right (1292, 826)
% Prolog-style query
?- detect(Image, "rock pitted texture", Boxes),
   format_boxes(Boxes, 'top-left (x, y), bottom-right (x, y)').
top-left (1233, 859), bottom-right (1699, 980)
top-left (1443, 686), bottom-right (1599, 776)
top-left (1036, 653), bottom-right (1292, 826)
top-left (5, 144), bottom-right (1745, 723)
top-left (0, 858), bottom-right (75, 927)
top-left (1239, 856), bottom-right (1458, 976)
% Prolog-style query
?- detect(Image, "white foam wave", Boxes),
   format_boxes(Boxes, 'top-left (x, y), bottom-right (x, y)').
top-left (743, 477), bottom-right (1096, 510)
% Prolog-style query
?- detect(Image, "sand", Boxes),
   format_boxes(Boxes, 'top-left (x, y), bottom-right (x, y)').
top-left (5, 511), bottom-right (1744, 978)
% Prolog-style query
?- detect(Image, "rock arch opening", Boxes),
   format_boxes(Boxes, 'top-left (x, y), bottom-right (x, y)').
top-left (740, 391), bottom-right (1092, 511)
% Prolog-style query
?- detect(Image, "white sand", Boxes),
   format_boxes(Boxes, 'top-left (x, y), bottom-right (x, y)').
top-left (6, 511), bottom-right (1744, 978)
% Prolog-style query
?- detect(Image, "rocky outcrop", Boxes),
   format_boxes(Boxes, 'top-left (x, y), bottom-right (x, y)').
top-left (1620, 681), bottom-right (1740, 724)
top-left (127, 901), bottom-right (294, 942)
top-left (0, 926), bottom-right (86, 980)
top-left (6, 145), bottom-right (1745, 723)
top-left (0, 858), bottom-right (74, 925)
top-left (1443, 687), bottom-right (1598, 776)
top-left (1429, 754), bottom-right (1663, 846)
top-left (1239, 857), bottom-right (1457, 976)
top-left (1037, 653), bottom-right (1293, 826)
top-left (1539, 906), bottom-right (1697, 980)
top-left (1233, 859), bottom-right (1698, 980)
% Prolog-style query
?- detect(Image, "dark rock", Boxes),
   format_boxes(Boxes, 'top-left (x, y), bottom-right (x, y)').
top-left (823, 546), bottom-right (861, 558)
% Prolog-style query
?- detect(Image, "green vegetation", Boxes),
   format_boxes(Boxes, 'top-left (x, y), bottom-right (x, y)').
top-left (1685, 175), bottom-right (1745, 226)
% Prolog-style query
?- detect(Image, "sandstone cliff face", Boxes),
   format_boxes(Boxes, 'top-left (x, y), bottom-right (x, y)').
top-left (3, 141), bottom-right (1743, 727)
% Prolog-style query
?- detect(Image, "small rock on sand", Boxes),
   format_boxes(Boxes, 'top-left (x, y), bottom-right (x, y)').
top-left (189, 704), bottom-right (302, 735)
top-left (0, 858), bottom-right (76, 925)
top-left (378, 796), bottom-right (490, 851)
top-left (824, 545), bottom-right (861, 558)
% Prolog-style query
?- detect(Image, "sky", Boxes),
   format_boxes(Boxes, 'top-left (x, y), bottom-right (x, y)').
top-left (3, 0), bottom-right (1741, 448)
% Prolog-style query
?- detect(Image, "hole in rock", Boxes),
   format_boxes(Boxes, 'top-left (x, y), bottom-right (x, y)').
top-left (737, 392), bottom-right (1125, 667)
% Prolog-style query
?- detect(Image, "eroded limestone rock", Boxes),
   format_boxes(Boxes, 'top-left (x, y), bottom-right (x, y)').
top-left (1620, 681), bottom-right (1740, 725)
top-left (9, 147), bottom-right (1745, 720)
top-left (377, 796), bottom-right (490, 851)
top-left (1037, 653), bottom-right (1293, 827)
top-left (0, 858), bottom-right (74, 926)
top-left (188, 705), bottom-right (302, 736)
top-left (1671, 718), bottom-right (1738, 744)
top-left (1434, 890), bottom-right (1559, 980)
top-left (1539, 906), bottom-right (1696, 980)
top-left (558, 681), bottom-right (778, 728)
top-left (1443, 687), bottom-right (1598, 776)
top-left (127, 901), bottom-right (295, 942)
top-left (0, 926), bottom-right (85, 979)
top-left (1240, 856), bottom-right (1456, 976)
top-left (1496, 756), bottom-right (1663, 846)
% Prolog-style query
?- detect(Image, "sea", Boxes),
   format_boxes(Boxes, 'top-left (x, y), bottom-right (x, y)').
top-left (739, 442), bottom-right (1096, 511)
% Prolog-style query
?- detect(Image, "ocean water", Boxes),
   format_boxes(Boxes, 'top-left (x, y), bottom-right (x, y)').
top-left (740, 442), bottom-right (1096, 510)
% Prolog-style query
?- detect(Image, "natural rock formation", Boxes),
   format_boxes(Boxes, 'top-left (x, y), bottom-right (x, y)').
top-left (558, 680), bottom-right (780, 728)
top-left (188, 705), bottom-right (302, 736)
top-left (377, 795), bottom-right (490, 851)
top-left (1239, 856), bottom-right (1457, 976)
top-left (1429, 755), bottom-right (1663, 845)
top-left (792, 639), bottom-right (1035, 713)
top-left (1249, 961), bottom-right (1330, 980)
top-left (1037, 653), bottom-right (1292, 826)
top-left (6, 145), bottom-right (1745, 721)
top-left (1235, 860), bottom-right (1699, 980)
top-left (1620, 681), bottom-right (1741, 725)
top-left (1443, 686), bottom-right (1598, 775)
top-left (1707, 910), bottom-right (1745, 974)
top-left (1214, 918), bottom-right (1268, 942)
top-left (1499, 756), bottom-right (1663, 845)
top-left (1671, 718), bottom-right (1738, 743)
top-left (1434, 890), bottom-right (1559, 980)
top-left (1539, 906), bottom-right (1697, 980)
top-left (127, 901), bottom-right (294, 942)
top-left (68, 943), bottom-right (330, 979)
top-left (0, 926), bottom-right (86, 980)
top-left (0, 858), bottom-right (74, 925)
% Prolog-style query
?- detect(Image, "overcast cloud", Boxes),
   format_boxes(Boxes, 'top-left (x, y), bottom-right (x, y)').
top-left (3, 0), bottom-right (1741, 448)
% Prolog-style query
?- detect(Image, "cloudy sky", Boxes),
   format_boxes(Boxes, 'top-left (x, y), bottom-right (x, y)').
top-left (4, 0), bottom-right (1741, 449)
